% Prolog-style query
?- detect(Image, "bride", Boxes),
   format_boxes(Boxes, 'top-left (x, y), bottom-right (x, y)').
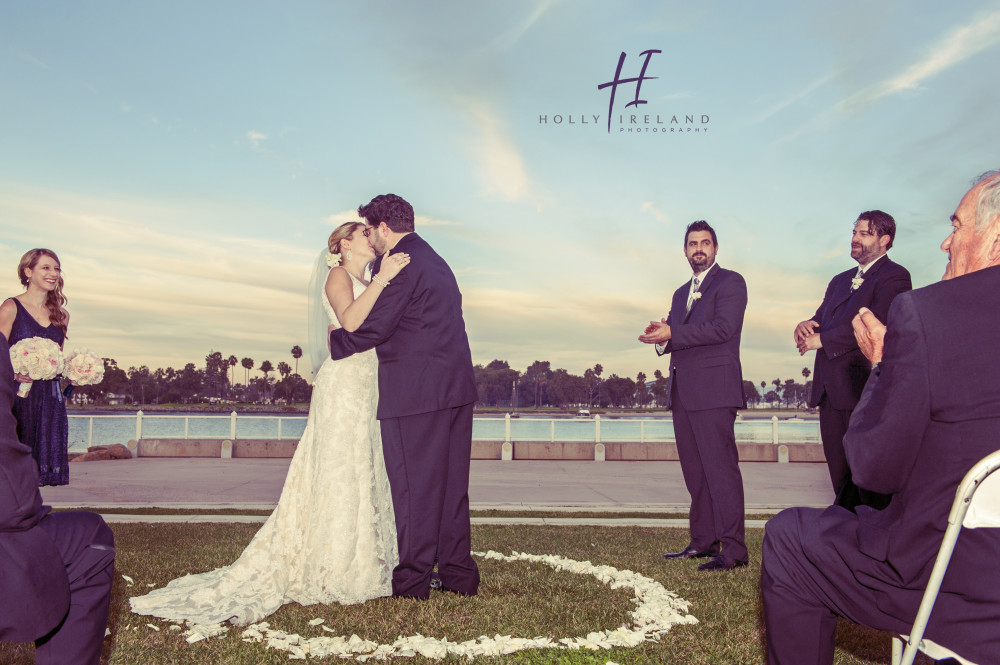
top-left (130, 222), bottom-right (410, 626)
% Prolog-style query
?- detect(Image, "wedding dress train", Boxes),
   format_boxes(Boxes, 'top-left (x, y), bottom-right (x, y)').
top-left (130, 273), bottom-right (397, 625)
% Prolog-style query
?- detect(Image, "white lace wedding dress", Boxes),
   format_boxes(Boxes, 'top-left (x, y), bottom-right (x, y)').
top-left (130, 273), bottom-right (398, 625)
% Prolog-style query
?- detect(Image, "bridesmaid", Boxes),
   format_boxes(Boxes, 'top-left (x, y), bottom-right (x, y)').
top-left (0, 248), bottom-right (71, 486)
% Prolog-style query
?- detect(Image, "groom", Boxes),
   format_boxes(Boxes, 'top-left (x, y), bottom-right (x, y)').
top-left (330, 193), bottom-right (480, 600)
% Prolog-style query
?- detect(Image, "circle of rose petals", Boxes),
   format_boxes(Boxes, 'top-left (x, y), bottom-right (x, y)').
top-left (169, 550), bottom-right (698, 661)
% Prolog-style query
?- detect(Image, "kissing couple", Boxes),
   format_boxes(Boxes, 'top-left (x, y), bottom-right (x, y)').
top-left (131, 193), bottom-right (480, 625)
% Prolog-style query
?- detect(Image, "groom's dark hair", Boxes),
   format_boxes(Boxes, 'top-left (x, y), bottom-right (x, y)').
top-left (358, 194), bottom-right (415, 233)
top-left (685, 220), bottom-right (718, 247)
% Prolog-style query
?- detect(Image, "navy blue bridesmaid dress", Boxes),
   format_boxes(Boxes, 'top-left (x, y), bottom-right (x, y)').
top-left (7, 298), bottom-right (69, 486)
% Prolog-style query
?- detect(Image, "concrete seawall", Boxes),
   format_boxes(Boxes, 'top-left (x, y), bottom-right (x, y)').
top-left (127, 438), bottom-right (827, 462)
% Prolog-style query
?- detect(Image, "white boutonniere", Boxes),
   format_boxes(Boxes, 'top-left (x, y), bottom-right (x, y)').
top-left (851, 276), bottom-right (864, 290)
top-left (326, 252), bottom-right (342, 268)
top-left (692, 291), bottom-right (702, 301)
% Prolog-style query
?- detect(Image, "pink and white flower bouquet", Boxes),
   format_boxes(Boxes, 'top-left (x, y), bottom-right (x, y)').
top-left (9, 337), bottom-right (64, 397)
top-left (63, 348), bottom-right (105, 387)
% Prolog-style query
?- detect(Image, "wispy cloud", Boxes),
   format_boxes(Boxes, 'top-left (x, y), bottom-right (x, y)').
top-left (641, 201), bottom-right (671, 226)
top-left (325, 210), bottom-right (363, 227)
top-left (324, 210), bottom-right (457, 228)
top-left (486, 0), bottom-right (560, 52)
top-left (17, 52), bottom-right (49, 69)
top-left (0, 186), bottom-right (315, 371)
top-left (466, 103), bottom-right (543, 206)
top-left (841, 9), bottom-right (1000, 111)
top-left (247, 130), bottom-right (268, 147)
top-left (754, 72), bottom-right (835, 123)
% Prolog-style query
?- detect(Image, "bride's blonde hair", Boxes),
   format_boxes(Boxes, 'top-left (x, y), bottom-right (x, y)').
top-left (327, 222), bottom-right (363, 255)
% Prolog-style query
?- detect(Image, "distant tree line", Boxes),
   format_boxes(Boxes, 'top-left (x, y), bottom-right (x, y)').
top-left (70, 347), bottom-right (815, 411)
top-left (72, 346), bottom-right (312, 406)
top-left (476, 360), bottom-right (815, 410)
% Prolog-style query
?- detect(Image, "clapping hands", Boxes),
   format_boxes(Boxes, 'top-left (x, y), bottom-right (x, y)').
top-left (638, 318), bottom-right (671, 344)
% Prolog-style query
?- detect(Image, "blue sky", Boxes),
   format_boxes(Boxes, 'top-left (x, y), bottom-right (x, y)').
top-left (2, 1), bottom-right (998, 386)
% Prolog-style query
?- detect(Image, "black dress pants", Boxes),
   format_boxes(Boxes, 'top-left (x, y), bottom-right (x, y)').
top-left (380, 403), bottom-right (479, 599)
top-left (36, 511), bottom-right (115, 665)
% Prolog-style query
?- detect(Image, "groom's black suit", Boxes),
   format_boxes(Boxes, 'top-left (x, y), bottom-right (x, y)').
top-left (330, 233), bottom-right (479, 599)
top-left (0, 334), bottom-right (115, 665)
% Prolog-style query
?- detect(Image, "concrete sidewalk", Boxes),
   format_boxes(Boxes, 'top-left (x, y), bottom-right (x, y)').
top-left (41, 457), bottom-right (835, 513)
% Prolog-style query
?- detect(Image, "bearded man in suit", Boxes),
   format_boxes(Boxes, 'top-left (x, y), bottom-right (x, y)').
top-left (762, 170), bottom-right (1000, 665)
top-left (0, 334), bottom-right (115, 665)
top-left (794, 210), bottom-right (911, 509)
top-left (639, 220), bottom-right (749, 571)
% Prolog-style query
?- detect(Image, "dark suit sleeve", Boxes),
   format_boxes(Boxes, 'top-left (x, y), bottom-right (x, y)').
top-left (656, 290), bottom-right (681, 357)
top-left (329, 266), bottom-right (415, 360)
top-left (820, 267), bottom-right (911, 359)
top-left (669, 273), bottom-right (747, 349)
top-left (843, 293), bottom-right (929, 494)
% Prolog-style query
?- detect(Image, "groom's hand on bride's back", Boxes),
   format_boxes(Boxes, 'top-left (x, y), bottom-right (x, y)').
top-left (376, 250), bottom-right (411, 282)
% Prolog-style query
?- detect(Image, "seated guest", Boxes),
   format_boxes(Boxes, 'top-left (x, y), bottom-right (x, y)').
top-left (762, 170), bottom-right (1000, 665)
top-left (0, 333), bottom-right (115, 665)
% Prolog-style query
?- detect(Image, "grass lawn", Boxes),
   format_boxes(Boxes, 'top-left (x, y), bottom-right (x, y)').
top-left (1, 523), bottom-right (903, 664)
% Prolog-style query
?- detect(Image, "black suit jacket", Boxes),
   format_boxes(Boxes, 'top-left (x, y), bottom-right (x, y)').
top-left (808, 256), bottom-right (911, 409)
top-left (0, 334), bottom-right (70, 642)
top-left (657, 264), bottom-right (747, 411)
top-left (330, 233), bottom-right (477, 419)
top-left (807, 266), bottom-right (1000, 662)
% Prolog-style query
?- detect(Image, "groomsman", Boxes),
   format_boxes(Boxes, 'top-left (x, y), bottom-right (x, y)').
top-left (763, 171), bottom-right (1000, 665)
top-left (0, 334), bottom-right (115, 665)
top-left (794, 210), bottom-right (911, 509)
top-left (639, 220), bottom-right (749, 571)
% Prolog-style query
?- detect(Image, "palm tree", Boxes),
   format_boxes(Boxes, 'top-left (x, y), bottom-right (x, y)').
top-left (260, 360), bottom-right (274, 379)
top-left (277, 361), bottom-right (291, 379)
top-left (802, 367), bottom-right (811, 380)
top-left (290, 345), bottom-right (303, 376)
top-left (228, 355), bottom-right (238, 393)
top-left (241, 357), bottom-right (254, 385)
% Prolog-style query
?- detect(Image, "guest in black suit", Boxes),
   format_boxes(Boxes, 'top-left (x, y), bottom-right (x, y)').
top-left (763, 170), bottom-right (1000, 665)
top-left (0, 333), bottom-right (115, 665)
top-left (330, 194), bottom-right (479, 600)
top-left (639, 220), bottom-right (749, 571)
top-left (794, 210), bottom-right (911, 509)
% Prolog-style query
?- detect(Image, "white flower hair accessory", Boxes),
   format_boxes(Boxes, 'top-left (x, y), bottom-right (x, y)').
top-left (326, 252), bottom-right (342, 268)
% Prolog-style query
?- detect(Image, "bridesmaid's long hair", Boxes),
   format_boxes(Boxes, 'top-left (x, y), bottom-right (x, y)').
top-left (328, 222), bottom-right (363, 255)
top-left (17, 248), bottom-right (69, 333)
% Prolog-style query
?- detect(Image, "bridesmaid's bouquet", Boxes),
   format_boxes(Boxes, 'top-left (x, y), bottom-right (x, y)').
top-left (9, 337), bottom-right (64, 397)
top-left (63, 348), bottom-right (105, 387)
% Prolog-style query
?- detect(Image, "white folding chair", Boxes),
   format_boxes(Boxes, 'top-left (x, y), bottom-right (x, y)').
top-left (891, 448), bottom-right (1000, 665)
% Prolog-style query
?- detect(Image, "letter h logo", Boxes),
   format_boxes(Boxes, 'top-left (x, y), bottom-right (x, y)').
top-left (597, 49), bottom-right (661, 133)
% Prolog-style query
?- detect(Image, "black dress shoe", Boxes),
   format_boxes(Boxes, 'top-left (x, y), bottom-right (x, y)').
top-left (697, 556), bottom-right (749, 571)
top-left (663, 545), bottom-right (717, 560)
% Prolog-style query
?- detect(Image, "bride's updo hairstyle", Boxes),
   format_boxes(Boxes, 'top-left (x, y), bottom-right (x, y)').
top-left (327, 222), bottom-right (363, 255)
top-left (18, 248), bottom-right (69, 333)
